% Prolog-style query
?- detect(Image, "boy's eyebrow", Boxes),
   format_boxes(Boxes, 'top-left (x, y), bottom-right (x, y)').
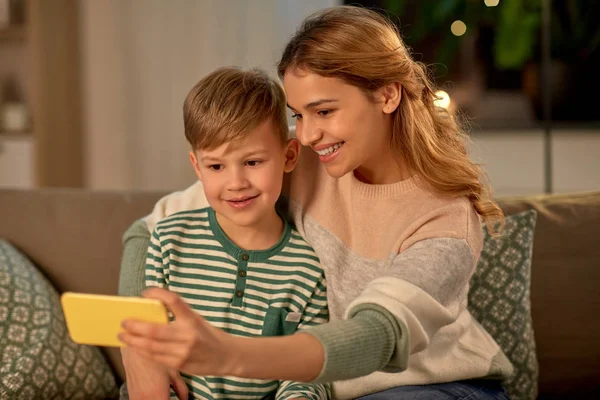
top-left (200, 155), bottom-right (222, 163)
top-left (287, 99), bottom-right (338, 111)
top-left (200, 150), bottom-right (268, 162)
top-left (240, 149), bottom-right (269, 158)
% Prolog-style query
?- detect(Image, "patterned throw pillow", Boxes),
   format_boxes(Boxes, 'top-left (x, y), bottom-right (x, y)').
top-left (0, 240), bottom-right (119, 400)
top-left (469, 210), bottom-right (539, 400)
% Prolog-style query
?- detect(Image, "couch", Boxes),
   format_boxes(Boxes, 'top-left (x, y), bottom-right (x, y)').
top-left (0, 188), bottom-right (599, 399)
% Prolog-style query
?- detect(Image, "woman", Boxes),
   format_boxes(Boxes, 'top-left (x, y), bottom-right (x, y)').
top-left (119, 6), bottom-right (511, 400)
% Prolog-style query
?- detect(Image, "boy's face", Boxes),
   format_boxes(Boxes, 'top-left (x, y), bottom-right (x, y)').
top-left (189, 119), bottom-right (298, 229)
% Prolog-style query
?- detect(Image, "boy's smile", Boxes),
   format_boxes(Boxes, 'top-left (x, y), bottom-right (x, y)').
top-left (225, 194), bottom-right (260, 209)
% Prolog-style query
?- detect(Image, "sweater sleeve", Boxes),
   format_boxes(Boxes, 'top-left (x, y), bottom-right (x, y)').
top-left (305, 304), bottom-right (402, 383)
top-left (306, 237), bottom-right (479, 383)
top-left (118, 219), bottom-right (151, 297)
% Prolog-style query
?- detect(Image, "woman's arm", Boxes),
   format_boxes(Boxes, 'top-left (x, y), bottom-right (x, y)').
top-left (118, 219), bottom-right (150, 297)
top-left (120, 288), bottom-right (401, 383)
top-left (232, 310), bottom-right (400, 383)
top-left (119, 288), bottom-right (322, 380)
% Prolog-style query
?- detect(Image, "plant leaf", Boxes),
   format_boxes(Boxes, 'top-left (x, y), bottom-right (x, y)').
top-left (494, 0), bottom-right (541, 69)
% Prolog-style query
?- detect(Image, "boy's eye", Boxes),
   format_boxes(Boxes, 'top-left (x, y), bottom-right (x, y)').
top-left (208, 164), bottom-right (223, 171)
top-left (246, 160), bottom-right (262, 167)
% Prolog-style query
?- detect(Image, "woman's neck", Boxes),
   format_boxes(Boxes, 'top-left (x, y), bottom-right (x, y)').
top-left (355, 150), bottom-right (412, 185)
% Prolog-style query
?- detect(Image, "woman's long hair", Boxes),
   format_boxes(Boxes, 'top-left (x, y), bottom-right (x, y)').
top-left (277, 6), bottom-right (503, 233)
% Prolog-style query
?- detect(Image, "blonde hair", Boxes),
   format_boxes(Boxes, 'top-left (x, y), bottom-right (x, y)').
top-left (183, 67), bottom-right (289, 151)
top-left (277, 6), bottom-right (503, 233)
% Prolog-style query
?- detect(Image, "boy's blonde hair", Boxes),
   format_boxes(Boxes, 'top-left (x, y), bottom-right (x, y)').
top-left (183, 67), bottom-right (289, 151)
top-left (278, 6), bottom-right (504, 234)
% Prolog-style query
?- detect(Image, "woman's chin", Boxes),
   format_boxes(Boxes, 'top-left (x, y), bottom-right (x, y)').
top-left (323, 164), bottom-right (352, 179)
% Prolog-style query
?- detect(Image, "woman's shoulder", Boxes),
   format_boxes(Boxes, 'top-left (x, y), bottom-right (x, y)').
top-left (401, 186), bottom-right (483, 257)
top-left (144, 181), bottom-right (209, 232)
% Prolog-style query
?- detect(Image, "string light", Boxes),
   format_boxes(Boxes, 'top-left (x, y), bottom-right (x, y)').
top-left (484, 0), bottom-right (500, 6)
top-left (434, 90), bottom-right (451, 109)
top-left (451, 20), bottom-right (467, 36)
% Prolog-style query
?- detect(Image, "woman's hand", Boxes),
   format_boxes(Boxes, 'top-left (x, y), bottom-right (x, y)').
top-left (119, 288), bottom-right (236, 377)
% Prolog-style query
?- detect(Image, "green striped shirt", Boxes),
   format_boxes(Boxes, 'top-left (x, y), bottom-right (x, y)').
top-left (146, 207), bottom-right (330, 400)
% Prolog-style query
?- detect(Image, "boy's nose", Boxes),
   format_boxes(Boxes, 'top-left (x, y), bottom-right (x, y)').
top-left (227, 169), bottom-right (250, 190)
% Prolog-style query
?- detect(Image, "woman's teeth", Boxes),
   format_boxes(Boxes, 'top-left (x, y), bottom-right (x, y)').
top-left (316, 142), bottom-right (344, 156)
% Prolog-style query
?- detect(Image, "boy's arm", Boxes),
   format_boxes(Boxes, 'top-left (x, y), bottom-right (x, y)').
top-left (276, 272), bottom-right (331, 400)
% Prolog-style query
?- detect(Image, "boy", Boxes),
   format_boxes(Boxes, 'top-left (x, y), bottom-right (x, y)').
top-left (144, 67), bottom-right (329, 399)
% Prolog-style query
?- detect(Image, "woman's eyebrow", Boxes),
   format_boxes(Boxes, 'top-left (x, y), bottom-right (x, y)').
top-left (288, 99), bottom-right (338, 111)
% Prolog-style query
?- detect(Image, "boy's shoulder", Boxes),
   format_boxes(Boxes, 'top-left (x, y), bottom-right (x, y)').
top-left (155, 206), bottom-right (213, 230)
top-left (283, 226), bottom-right (321, 265)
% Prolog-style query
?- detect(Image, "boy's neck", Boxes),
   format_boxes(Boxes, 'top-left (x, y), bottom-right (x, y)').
top-left (215, 210), bottom-right (284, 251)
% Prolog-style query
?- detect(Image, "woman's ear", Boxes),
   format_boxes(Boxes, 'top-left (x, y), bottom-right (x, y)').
top-left (283, 138), bottom-right (300, 173)
top-left (189, 151), bottom-right (203, 181)
top-left (380, 82), bottom-right (402, 114)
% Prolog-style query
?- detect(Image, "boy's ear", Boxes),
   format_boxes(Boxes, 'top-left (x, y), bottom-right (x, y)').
top-left (189, 151), bottom-right (203, 181)
top-left (283, 138), bottom-right (300, 173)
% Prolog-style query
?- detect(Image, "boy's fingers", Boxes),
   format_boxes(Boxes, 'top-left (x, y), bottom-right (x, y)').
top-left (143, 288), bottom-right (198, 321)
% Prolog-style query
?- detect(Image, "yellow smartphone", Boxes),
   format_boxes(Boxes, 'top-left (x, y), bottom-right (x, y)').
top-left (61, 292), bottom-right (168, 347)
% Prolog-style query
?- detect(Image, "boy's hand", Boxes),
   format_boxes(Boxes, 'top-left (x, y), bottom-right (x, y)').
top-left (119, 288), bottom-right (235, 377)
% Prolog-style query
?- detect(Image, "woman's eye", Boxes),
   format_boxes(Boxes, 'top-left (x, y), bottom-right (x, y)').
top-left (291, 113), bottom-right (302, 120)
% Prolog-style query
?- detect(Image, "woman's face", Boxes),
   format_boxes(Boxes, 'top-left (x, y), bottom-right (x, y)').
top-left (283, 68), bottom-right (400, 183)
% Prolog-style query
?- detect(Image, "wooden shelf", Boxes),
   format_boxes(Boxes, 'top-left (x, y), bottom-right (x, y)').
top-left (0, 26), bottom-right (26, 41)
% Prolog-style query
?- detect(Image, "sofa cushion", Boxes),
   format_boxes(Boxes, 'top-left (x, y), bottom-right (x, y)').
top-left (0, 240), bottom-right (119, 399)
top-left (498, 191), bottom-right (600, 399)
top-left (469, 210), bottom-right (538, 400)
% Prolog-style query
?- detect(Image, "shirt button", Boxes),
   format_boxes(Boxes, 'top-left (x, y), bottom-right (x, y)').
top-left (238, 270), bottom-right (247, 278)
top-left (235, 290), bottom-right (244, 298)
top-left (241, 254), bottom-right (249, 261)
